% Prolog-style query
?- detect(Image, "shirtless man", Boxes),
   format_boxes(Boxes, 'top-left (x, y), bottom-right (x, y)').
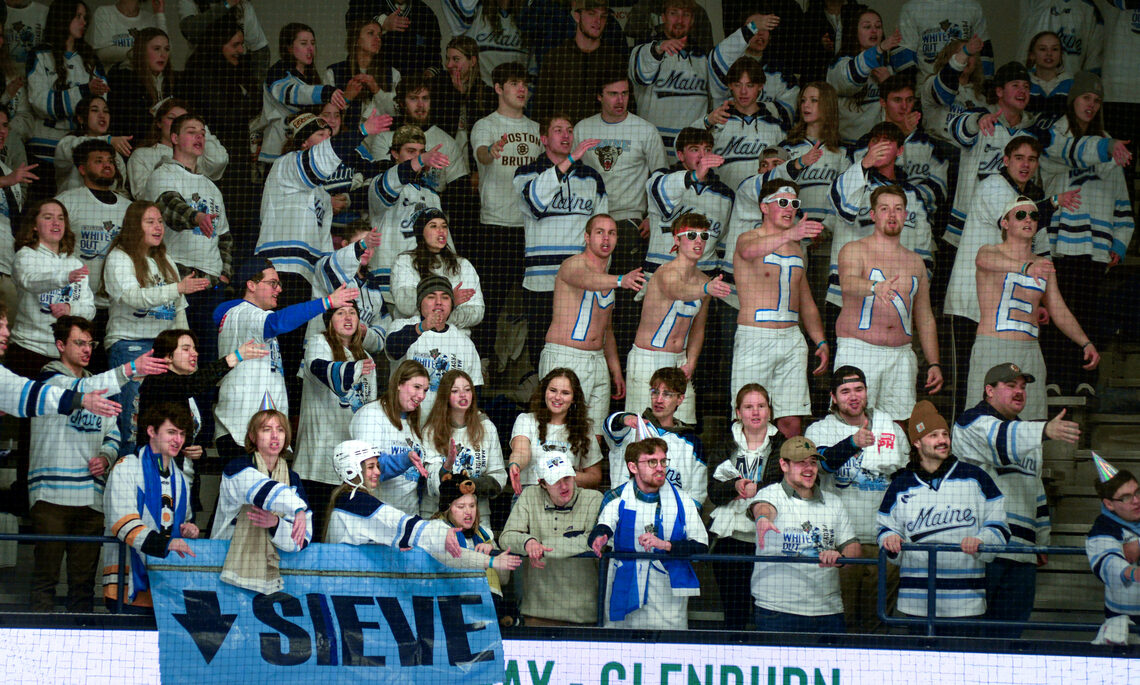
top-left (970, 196), bottom-right (1100, 420)
top-left (540, 214), bottom-right (646, 433)
top-left (627, 212), bottom-right (731, 424)
top-left (835, 185), bottom-right (941, 422)
top-left (731, 179), bottom-right (828, 438)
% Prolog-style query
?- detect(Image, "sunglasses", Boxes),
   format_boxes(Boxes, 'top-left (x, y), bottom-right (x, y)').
top-left (1012, 210), bottom-right (1039, 221)
top-left (764, 197), bottom-right (801, 209)
top-left (679, 231), bottom-right (710, 241)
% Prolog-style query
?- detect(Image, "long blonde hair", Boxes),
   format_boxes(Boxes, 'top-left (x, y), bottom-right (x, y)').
top-left (786, 81), bottom-right (841, 151)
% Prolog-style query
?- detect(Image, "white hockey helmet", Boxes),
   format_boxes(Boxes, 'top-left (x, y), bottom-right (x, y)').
top-left (333, 440), bottom-right (380, 497)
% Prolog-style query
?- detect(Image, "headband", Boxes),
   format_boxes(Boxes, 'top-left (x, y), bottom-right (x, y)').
top-left (761, 186), bottom-right (797, 203)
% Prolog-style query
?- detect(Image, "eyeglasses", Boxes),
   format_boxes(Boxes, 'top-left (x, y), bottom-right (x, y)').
top-left (679, 231), bottom-right (710, 242)
top-left (650, 389), bottom-right (680, 399)
top-left (70, 339), bottom-right (98, 350)
top-left (763, 197), bottom-right (801, 209)
top-left (259, 279), bottom-right (283, 291)
top-left (638, 458), bottom-right (668, 468)
top-left (1111, 490), bottom-right (1140, 504)
top-left (1012, 210), bottom-right (1039, 221)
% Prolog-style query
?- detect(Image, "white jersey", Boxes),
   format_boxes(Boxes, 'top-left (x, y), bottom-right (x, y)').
top-left (304, 240), bottom-right (390, 350)
top-left (849, 129), bottom-right (953, 221)
top-left (629, 23), bottom-right (753, 154)
top-left (574, 113), bottom-right (667, 222)
top-left (919, 60), bottom-right (987, 142)
top-left (257, 133), bottom-right (366, 284)
top-left (748, 481), bottom-right (857, 617)
top-left (945, 108), bottom-right (1110, 247)
top-left (1018, 1), bottom-right (1104, 75)
top-left (213, 300), bottom-right (292, 439)
top-left (368, 125), bottom-right (467, 194)
top-left (390, 253), bottom-right (483, 329)
top-left (325, 490), bottom-right (494, 570)
top-left (780, 140), bottom-right (851, 232)
top-left (510, 412), bottom-right (603, 488)
top-left (1103, 1), bottom-right (1140, 103)
top-left (293, 334), bottom-right (379, 485)
top-left (944, 173), bottom-right (1029, 322)
top-left (87, 4), bottom-right (167, 67)
top-left (644, 166), bottom-right (733, 274)
top-left (12, 244), bottom-right (95, 357)
top-left (29, 361), bottom-right (128, 511)
top-left (26, 50), bottom-right (102, 162)
top-left (103, 248), bottom-right (188, 348)
top-left (100, 446), bottom-right (191, 603)
top-left (440, 0), bottom-right (528, 87)
top-left (827, 47), bottom-right (921, 146)
top-left (211, 457), bottom-right (311, 552)
top-left (56, 187), bottom-right (130, 309)
top-left (513, 157), bottom-right (608, 292)
top-left (385, 319), bottom-right (483, 417)
top-left (877, 459), bottom-right (1010, 617)
top-left (898, 0), bottom-right (992, 79)
top-left (259, 60), bottom-right (329, 164)
top-left (1086, 509), bottom-right (1140, 619)
top-left (953, 403), bottom-right (1050, 564)
top-left (145, 160), bottom-right (228, 277)
top-left (806, 411), bottom-right (909, 542)
top-left (470, 111), bottom-right (542, 226)
top-left (1039, 117), bottom-right (1135, 263)
top-left (0, 364), bottom-right (79, 418)
top-left (53, 136), bottom-right (127, 193)
top-left (694, 107), bottom-right (786, 192)
top-left (127, 135), bottom-right (229, 201)
top-left (602, 411), bottom-right (707, 506)
top-left (349, 401), bottom-right (426, 517)
top-left (422, 419), bottom-right (506, 521)
top-left (367, 161), bottom-right (454, 300)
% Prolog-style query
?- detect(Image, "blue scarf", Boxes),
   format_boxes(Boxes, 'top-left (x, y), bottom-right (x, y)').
top-left (609, 483), bottom-right (699, 622)
top-left (132, 445), bottom-right (187, 599)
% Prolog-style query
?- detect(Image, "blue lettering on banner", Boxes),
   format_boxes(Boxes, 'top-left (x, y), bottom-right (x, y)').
top-left (148, 540), bottom-right (504, 684)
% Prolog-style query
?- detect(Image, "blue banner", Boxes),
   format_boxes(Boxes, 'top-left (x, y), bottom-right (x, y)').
top-left (148, 540), bottom-right (504, 685)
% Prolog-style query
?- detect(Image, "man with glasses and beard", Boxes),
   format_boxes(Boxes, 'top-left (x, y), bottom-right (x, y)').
top-left (835, 184), bottom-right (941, 425)
top-left (732, 179), bottom-right (828, 438)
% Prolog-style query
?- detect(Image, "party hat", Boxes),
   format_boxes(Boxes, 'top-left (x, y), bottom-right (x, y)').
top-left (1093, 452), bottom-right (1119, 483)
top-left (635, 415), bottom-right (660, 441)
top-left (260, 391), bottom-right (277, 412)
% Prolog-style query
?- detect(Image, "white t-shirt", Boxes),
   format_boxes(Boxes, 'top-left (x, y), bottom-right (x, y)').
top-left (469, 111), bottom-right (542, 226)
top-left (87, 4), bottom-right (167, 67)
top-left (573, 113), bottom-right (667, 222)
top-left (387, 319), bottom-right (483, 417)
top-left (748, 481), bottom-right (857, 617)
top-left (510, 412), bottom-right (603, 488)
top-left (56, 187), bottom-right (130, 309)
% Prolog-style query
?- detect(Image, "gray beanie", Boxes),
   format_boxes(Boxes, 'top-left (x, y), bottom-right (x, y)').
top-left (1067, 71), bottom-right (1104, 106)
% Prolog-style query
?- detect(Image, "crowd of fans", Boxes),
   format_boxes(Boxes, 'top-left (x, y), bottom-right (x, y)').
top-left (0, 0), bottom-right (1137, 640)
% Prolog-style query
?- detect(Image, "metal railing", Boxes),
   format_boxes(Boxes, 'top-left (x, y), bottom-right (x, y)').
top-left (0, 532), bottom-right (129, 615)
top-left (592, 542), bottom-right (1134, 638)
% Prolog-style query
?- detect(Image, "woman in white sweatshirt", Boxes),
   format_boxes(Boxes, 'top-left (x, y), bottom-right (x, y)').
top-left (8, 199), bottom-right (94, 378)
top-left (104, 200), bottom-right (210, 451)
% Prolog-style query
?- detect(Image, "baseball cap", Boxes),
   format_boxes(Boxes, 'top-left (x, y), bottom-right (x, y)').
top-left (573, 0), bottom-right (608, 10)
top-left (984, 362), bottom-right (1036, 387)
top-left (993, 61), bottom-right (1031, 88)
top-left (830, 365), bottom-right (867, 394)
top-left (907, 400), bottom-right (948, 443)
top-left (760, 146), bottom-right (789, 162)
top-left (536, 451), bottom-right (576, 484)
top-left (780, 436), bottom-right (821, 463)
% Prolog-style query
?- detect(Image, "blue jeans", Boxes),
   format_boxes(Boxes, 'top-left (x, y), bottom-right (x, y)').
top-left (754, 606), bottom-right (846, 633)
top-left (108, 339), bottom-right (153, 456)
top-left (984, 558), bottom-right (1037, 638)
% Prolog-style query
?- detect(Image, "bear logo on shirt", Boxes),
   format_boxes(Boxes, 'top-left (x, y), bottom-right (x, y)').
top-left (595, 144), bottom-right (624, 171)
